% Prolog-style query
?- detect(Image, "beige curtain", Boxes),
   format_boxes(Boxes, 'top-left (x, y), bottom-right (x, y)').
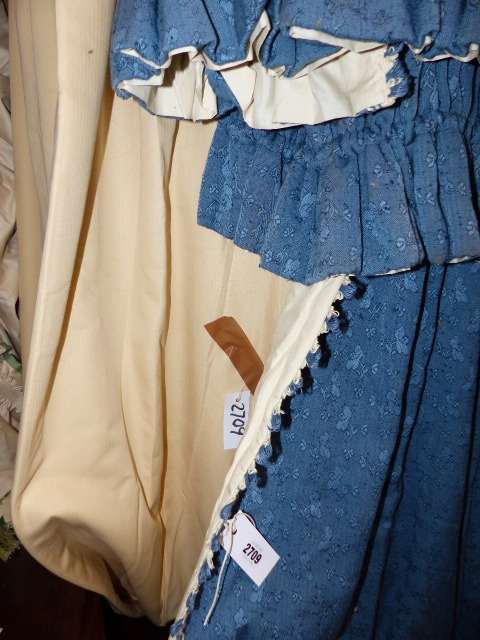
top-left (9, 0), bottom-right (292, 623)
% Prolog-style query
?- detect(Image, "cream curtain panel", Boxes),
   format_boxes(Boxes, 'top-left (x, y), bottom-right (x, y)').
top-left (9, 0), bottom-right (293, 623)
top-left (9, 0), bottom-right (345, 625)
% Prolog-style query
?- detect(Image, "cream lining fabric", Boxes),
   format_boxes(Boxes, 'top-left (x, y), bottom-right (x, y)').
top-left (171, 274), bottom-right (346, 634)
top-left (10, 0), bottom-right (292, 624)
top-left (9, 0), bottom-right (346, 628)
top-left (117, 10), bottom-right (397, 129)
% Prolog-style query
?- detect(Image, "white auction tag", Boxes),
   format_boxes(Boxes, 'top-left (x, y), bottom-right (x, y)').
top-left (223, 391), bottom-right (250, 450)
top-left (222, 511), bottom-right (280, 586)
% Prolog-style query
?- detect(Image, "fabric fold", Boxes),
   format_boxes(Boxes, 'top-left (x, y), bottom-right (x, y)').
top-left (172, 261), bottom-right (480, 640)
top-left (111, 5), bottom-right (408, 129)
top-left (170, 274), bottom-right (346, 638)
top-left (281, 0), bottom-right (480, 62)
top-left (198, 51), bottom-right (480, 283)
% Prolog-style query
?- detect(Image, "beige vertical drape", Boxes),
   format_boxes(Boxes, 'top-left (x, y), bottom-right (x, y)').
top-left (9, 0), bottom-right (291, 623)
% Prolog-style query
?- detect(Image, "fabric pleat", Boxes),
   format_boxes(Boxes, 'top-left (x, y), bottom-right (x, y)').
top-left (199, 51), bottom-right (480, 283)
top-left (178, 261), bottom-right (480, 640)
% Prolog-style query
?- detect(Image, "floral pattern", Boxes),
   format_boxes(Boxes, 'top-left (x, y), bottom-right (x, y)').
top-left (179, 261), bottom-right (480, 639)
top-left (277, 0), bottom-right (480, 60)
top-left (111, 0), bottom-right (480, 99)
top-left (199, 51), bottom-right (480, 284)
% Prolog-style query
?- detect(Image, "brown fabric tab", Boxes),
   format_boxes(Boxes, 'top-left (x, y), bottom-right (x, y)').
top-left (205, 316), bottom-right (264, 394)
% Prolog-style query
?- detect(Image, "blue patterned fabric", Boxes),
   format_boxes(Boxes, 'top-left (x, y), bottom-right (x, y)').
top-left (110, 0), bottom-right (352, 100)
top-left (111, 0), bottom-right (265, 93)
top-left (257, 0), bottom-right (340, 77)
top-left (279, 0), bottom-right (480, 60)
top-left (177, 261), bottom-right (480, 640)
top-left (198, 51), bottom-right (480, 283)
top-left (261, 0), bottom-right (480, 75)
top-left (111, 1), bottom-right (480, 100)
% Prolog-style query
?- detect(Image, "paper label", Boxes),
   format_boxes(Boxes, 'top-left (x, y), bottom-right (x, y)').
top-left (222, 511), bottom-right (280, 586)
top-left (223, 391), bottom-right (250, 450)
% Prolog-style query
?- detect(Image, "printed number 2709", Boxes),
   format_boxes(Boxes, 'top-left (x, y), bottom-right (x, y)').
top-left (242, 543), bottom-right (262, 564)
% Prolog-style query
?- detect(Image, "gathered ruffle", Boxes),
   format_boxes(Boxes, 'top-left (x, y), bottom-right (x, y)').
top-left (282, 0), bottom-right (480, 62)
top-left (111, 1), bottom-right (480, 128)
top-left (198, 51), bottom-right (480, 283)
top-left (110, 3), bottom-right (409, 128)
top-left (111, 0), bottom-right (265, 69)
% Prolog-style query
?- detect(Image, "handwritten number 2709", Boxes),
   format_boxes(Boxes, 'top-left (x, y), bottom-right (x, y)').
top-left (230, 402), bottom-right (246, 435)
top-left (242, 543), bottom-right (262, 564)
